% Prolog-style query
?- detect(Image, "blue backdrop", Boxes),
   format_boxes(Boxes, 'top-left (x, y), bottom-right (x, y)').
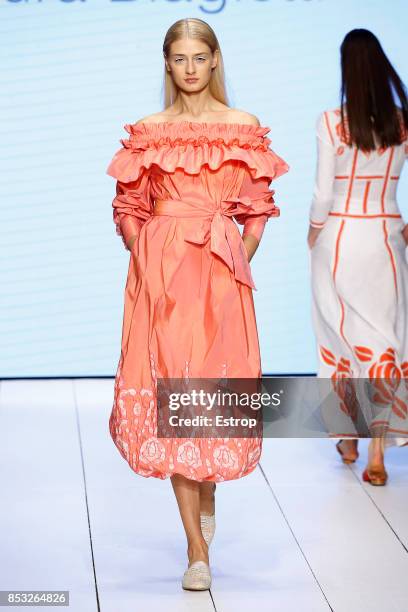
top-left (1, 0), bottom-right (407, 376)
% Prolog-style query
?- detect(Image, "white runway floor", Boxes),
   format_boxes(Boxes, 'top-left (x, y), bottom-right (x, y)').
top-left (0, 378), bottom-right (407, 612)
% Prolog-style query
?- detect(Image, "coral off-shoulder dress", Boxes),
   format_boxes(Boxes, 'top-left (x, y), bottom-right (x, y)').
top-left (106, 120), bottom-right (289, 482)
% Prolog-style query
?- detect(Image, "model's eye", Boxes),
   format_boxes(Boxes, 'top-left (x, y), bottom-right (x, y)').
top-left (196, 57), bottom-right (206, 62)
top-left (174, 58), bottom-right (184, 63)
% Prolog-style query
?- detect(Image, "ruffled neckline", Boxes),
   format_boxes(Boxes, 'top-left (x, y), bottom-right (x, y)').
top-left (107, 119), bottom-right (289, 182)
top-left (129, 120), bottom-right (271, 131)
top-left (124, 120), bottom-right (272, 148)
top-left (134, 120), bottom-right (268, 125)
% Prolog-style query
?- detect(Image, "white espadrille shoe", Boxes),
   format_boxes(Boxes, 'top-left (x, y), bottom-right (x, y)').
top-left (200, 513), bottom-right (216, 547)
top-left (182, 560), bottom-right (212, 591)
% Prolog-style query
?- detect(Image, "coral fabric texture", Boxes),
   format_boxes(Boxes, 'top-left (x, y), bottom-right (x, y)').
top-left (106, 120), bottom-right (289, 482)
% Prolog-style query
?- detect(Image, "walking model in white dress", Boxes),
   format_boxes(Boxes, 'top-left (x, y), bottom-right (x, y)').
top-left (308, 29), bottom-right (408, 486)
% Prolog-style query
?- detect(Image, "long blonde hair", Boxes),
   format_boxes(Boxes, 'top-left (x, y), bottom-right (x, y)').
top-left (162, 18), bottom-right (229, 108)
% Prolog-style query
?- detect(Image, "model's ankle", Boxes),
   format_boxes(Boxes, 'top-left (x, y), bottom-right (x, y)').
top-left (187, 540), bottom-right (209, 565)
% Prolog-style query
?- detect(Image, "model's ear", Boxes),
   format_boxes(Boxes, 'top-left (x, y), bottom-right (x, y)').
top-left (211, 49), bottom-right (219, 70)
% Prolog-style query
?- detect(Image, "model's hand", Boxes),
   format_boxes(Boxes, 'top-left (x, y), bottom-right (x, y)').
top-left (401, 224), bottom-right (408, 246)
top-left (242, 234), bottom-right (259, 262)
top-left (127, 234), bottom-right (138, 252)
top-left (307, 225), bottom-right (323, 249)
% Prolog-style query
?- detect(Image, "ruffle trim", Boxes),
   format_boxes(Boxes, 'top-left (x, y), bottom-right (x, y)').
top-left (106, 121), bottom-right (289, 182)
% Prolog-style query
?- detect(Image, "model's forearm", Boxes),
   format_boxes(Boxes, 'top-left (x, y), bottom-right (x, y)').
top-left (242, 234), bottom-right (260, 262)
top-left (127, 234), bottom-right (138, 251)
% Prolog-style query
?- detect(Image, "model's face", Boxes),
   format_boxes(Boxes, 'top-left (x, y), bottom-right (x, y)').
top-left (165, 38), bottom-right (217, 92)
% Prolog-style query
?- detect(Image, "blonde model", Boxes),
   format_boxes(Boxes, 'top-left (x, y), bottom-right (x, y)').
top-left (106, 18), bottom-right (289, 589)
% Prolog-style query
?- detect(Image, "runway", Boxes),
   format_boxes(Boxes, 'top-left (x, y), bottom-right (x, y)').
top-left (0, 378), bottom-right (407, 612)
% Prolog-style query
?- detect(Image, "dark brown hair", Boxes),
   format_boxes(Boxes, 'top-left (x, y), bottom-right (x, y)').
top-left (340, 29), bottom-right (408, 151)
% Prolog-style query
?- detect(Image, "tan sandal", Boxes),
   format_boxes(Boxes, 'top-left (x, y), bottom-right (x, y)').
top-left (362, 466), bottom-right (388, 486)
top-left (336, 439), bottom-right (359, 464)
top-left (363, 437), bottom-right (387, 485)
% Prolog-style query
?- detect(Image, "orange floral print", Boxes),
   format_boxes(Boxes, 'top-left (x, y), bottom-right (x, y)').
top-left (320, 346), bottom-right (358, 421)
top-left (320, 344), bottom-right (408, 423)
top-left (355, 345), bottom-right (408, 420)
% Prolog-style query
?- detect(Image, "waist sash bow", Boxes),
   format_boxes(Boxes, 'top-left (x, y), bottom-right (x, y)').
top-left (153, 197), bottom-right (257, 290)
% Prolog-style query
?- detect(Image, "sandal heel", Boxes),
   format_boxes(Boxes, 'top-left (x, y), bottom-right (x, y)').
top-left (336, 439), bottom-right (359, 464)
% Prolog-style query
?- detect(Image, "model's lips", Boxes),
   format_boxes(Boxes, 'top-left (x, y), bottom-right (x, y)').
top-left (185, 78), bottom-right (199, 83)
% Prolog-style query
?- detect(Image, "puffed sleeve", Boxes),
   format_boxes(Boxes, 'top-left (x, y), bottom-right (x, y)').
top-left (233, 128), bottom-right (289, 242)
top-left (111, 170), bottom-right (153, 250)
top-left (309, 111), bottom-right (336, 228)
top-left (234, 172), bottom-right (280, 242)
top-left (106, 126), bottom-right (154, 251)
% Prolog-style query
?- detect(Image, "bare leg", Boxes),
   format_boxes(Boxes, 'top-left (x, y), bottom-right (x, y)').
top-left (367, 435), bottom-right (385, 469)
top-left (170, 473), bottom-right (209, 566)
top-left (199, 482), bottom-right (216, 516)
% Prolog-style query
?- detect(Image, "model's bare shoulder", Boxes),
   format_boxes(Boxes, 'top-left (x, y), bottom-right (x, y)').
top-left (228, 109), bottom-right (260, 126)
top-left (134, 112), bottom-right (169, 125)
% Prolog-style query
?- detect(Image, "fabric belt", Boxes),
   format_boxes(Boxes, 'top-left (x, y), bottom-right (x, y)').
top-left (153, 197), bottom-right (256, 290)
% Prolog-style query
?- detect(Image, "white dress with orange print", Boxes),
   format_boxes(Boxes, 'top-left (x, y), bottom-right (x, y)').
top-left (309, 107), bottom-right (408, 446)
